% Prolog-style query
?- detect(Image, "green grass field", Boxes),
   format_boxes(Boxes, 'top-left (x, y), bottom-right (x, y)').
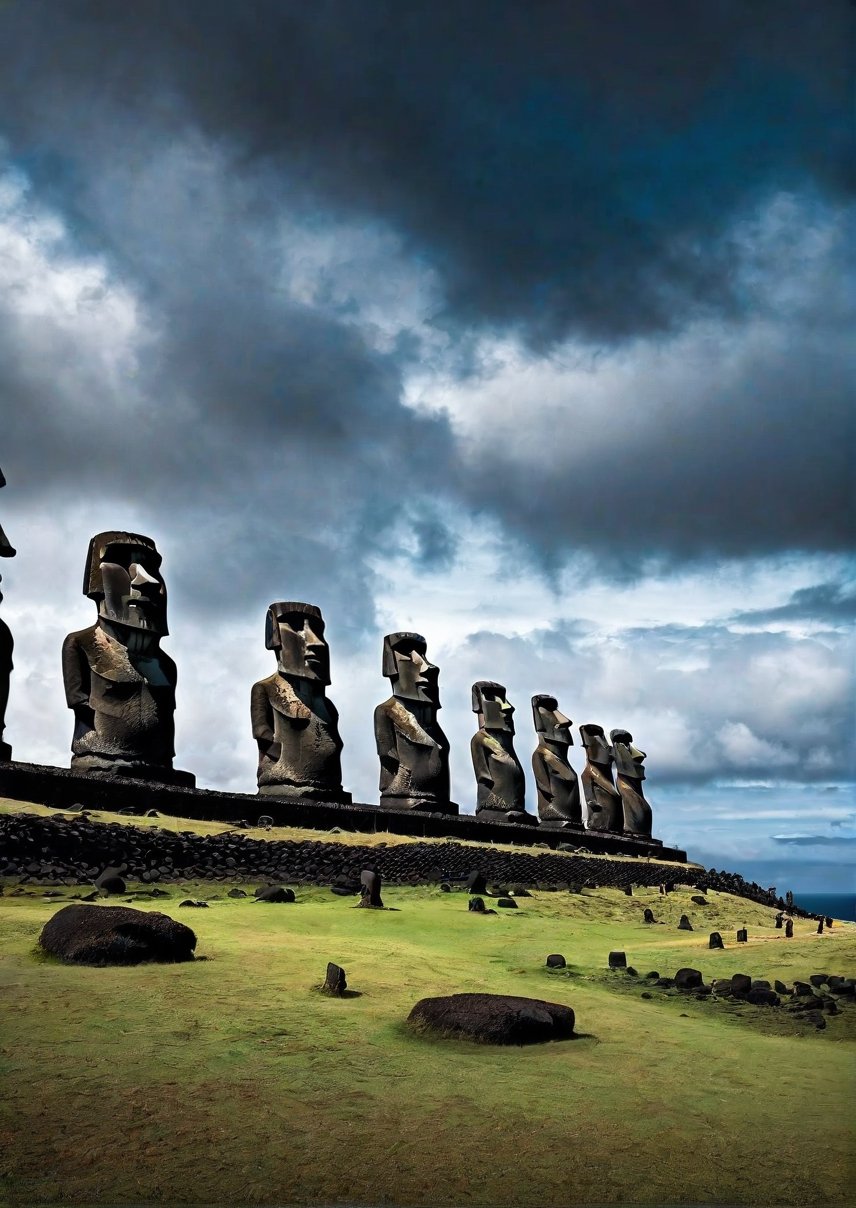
top-left (1, 859), bottom-right (855, 1208)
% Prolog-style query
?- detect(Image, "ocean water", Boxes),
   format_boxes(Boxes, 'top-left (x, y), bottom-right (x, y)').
top-left (792, 893), bottom-right (856, 922)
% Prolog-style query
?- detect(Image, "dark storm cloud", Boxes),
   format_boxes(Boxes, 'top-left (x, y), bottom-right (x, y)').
top-left (0, 0), bottom-right (852, 582)
top-left (772, 835), bottom-right (856, 846)
top-left (731, 582), bottom-right (856, 626)
top-left (0, 0), bottom-right (852, 345)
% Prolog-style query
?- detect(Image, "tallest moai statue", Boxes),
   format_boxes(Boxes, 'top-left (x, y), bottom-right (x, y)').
top-left (0, 468), bottom-right (16, 761)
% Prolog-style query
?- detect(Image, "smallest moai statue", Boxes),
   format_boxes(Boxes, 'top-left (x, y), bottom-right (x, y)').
top-left (322, 963), bottom-right (347, 995)
top-left (358, 867), bottom-right (383, 909)
top-left (775, 913), bottom-right (783, 929)
top-left (816, 919), bottom-right (824, 935)
top-left (785, 919), bottom-right (794, 938)
top-left (709, 932), bottom-right (724, 950)
top-left (736, 928), bottom-right (748, 943)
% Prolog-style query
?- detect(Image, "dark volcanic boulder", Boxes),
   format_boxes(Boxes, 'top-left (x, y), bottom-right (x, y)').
top-left (608, 951), bottom-right (627, 969)
top-left (496, 897), bottom-right (517, 909)
top-left (359, 869), bottom-right (383, 908)
top-left (94, 867), bottom-right (127, 896)
top-left (39, 904), bottom-right (196, 965)
top-left (468, 896), bottom-right (487, 913)
top-left (322, 962), bottom-right (347, 995)
top-left (731, 973), bottom-right (752, 997)
top-left (254, 886), bottom-right (296, 903)
top-left (736, 928), bottom-right (748, 943)
top-left (677, 915), bottom-right (693, 931)
top-left (674, 968), bottom-right (703, 991)
top-left (643, 908), bottom-right (656, 924)
top-left (408, 993), bottom-right (575, 1045)
top-left (690, 896), bottom-right (708, 906)
top-left (747, 988), bottom-right (780, 1006)
top-left (466, 870), bottom-right (487, 895)
top-left (709, 932), bottom-right (724, 949)
top-left (546, 954), bottom-right (566, 968)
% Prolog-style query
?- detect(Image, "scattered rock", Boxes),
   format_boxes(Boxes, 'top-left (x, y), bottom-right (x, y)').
top-left (645, 971), bottom-right (660, 980)
top-left (227, 888), bottom-right (248, 898)
top-left (496, 897), bottom-right (517, 909)
top-left (511, 887), bottom-right (531, 897)
top-left (94, 867), bottom-right (127, 896)
top-left (731, 974), bottom-right (752, 997)
top-left (625, 967), bottom-right (638, 977)
top-left (747, 988), bottom-right (779, 1006)
top-left (468, 897), bottom-right (486, 913)
top-left (466, 870), bottom-right (487, 895)
top-left (254, 886), bottom-right (295, 903)
top-left (690, 895), bottom-right (708, 906)
top-left (643, 908), bottom-right (656, 924)
top-left (674, 968), bottom-right (703, 991)
top-left (774, 979), bottom-right (791, 996)
top-left (322, 962), bottom-right (347, 996)
top-left (39, 904), bottom-right (196, 965)
top-left (546, 954), bottom-right (566, 969)
top-left (178, 899), bottom-right (208, 908)
top-left (439, 883), bottom-right (452, 893)
top-left (641, 991), bottom-right (652, 999)
top-left (608, 951), bottom-right (627, 969)
top-left (809, 974), bottom-right (829, 988)
top-left (408, 993), bottom-right (575, 1045)
top-left (257, 816), bottom-right (274, 830)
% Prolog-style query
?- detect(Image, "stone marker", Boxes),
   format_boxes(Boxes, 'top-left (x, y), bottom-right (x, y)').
top-left (610, 728), bottom-right (654, 837)
top-left (531, 694), bottom-right (583, 828)
top-left (678, 915), bottom-right (693, 931)
top-left (252, 602), bottom-right (350, 802)
top-left (731, 974), bottom-right (752, 997)
top-left (0, 466), bottom-right (15, 761)
top-left (374, 632), bottom-right (454, 813)
top-left (62, 532), bottom-right (194, 785)
top-left (39, 903), bottom-right (196, 965)
top-left (608, 950), bottom-right (627, 969)
top-left (468, 896), bottom-right (486, 913)
top-left (359, 868), bottom-right (384, 908)
top-left (737, 928), bottom-right (748, 943)
top-left (825, 916), bottom-right (833, 928)
top-left (643, 908), bottom-right (656, 924)
top-left (546, 954), bottom-right (566, 968)
top-left (624, 885), bottom-right (633, 896)
top-left (785, 918), bottom-right (794, 938)
top-left (775, 913), bottom-right (783, 929)
top-left (407, 993), bottom-right (575, 1045)
top-left (470, 681), bottom-right (535, 824)
top-left (579, 724), bottom-right (623, 833)
top-left (709, 931), bottom-right (724, 949)
top-left (816, 919), bottom-right (824, 934)
top-left (466, 869), bottom-right (487, 895)
top-left (322, 962), bottom-right (347, 995)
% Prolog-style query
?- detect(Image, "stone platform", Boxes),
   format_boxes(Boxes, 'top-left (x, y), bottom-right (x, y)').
top-left (0, 759), bottom-right (686, 862)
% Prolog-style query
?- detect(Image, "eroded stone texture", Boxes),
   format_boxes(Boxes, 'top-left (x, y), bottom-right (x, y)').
top-left (579, 724), bottom-right (623, 833)
top-left (610, 729), bottom-right (653, 838)
top-left (39, 903), bottom-right (196, 965)
top-left (61, 533), bottom-right (194, 785)
top-left (0, 467), bottom-right (15, 761)
top-left (470, 681), bottom-right (535, 825)
top-left (374, 632), bottom-right (453, 812)
top-left (408, 992), bottom-right (575, 1045)
top-left (531, 694), bottom-right (583, 829)
top-left (252, 602), bottom-right (350, 802)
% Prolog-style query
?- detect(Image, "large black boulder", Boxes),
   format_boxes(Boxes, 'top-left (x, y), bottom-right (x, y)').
top-left (674, 968), bottom-right (703, 991)
top-left (254, 886), bottom-right (296, 903)
top-left (39, 904), bottom-right (196, 966)
top-left (709, 932), bottom-right (724, 949)
top-left (408, 993), bottom-right (575, 1045)
top-left (466, 870), bottom-right (487, 895)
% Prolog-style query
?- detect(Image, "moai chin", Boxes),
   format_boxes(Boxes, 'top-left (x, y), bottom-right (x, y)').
top-left (470, 680), bottom-right (536, 825)
top-left (579, 723), bottom-right (623, 833)
top-left (610, 728), bottom-right (654, 838)
top-left (531, 694), bottom-right (583, 828)
top-left (0, 468), bottom-right (16, 761)
top-left (251, 602), bottom-right (351, 802)
top-left (374, 631), bottom-right (455, 813)
top-left (61, 531), bottom-right (194, 785)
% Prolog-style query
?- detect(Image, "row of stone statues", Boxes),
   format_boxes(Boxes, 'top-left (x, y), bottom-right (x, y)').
top-left (0, 525), bottom-right (654, 837)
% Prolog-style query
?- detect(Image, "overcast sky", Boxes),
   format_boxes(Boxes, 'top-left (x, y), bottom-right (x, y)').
top-left (0, 1), bottom-right (853, 892)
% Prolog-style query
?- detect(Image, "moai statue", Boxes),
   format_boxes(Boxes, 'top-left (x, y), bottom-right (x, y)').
top-left (579, 724), bottom-right (623, 833)
top-left (531, 694), bottom-right (582, 828)
top-left (0, 468), bottom-right (15, 761)
top-left (61, 531), bottom-right (194, 785)
top-left (251, 602), bottom-right (350, 802)
top-left (470, 681), bottom-right (536, 825)
top-left (610, 729), bottom-right (654, 838)
top-left (374, 631), bottom-right (455, 813)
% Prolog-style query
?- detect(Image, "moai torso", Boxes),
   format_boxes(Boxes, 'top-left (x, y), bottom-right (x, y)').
top-left (610, 729), bottom-right (653, 838)
top-left (531, 694), bottom-right (582, 828)
top-left (374, 631), bottom-right (452, 812)
top-left (470, 681), bottom-right (534, 824)
top-left (579, 724), bottom-right (623, 832)
top-left (251, 602), bottom-right (349, 802)
top-left (61, 531), bottom-right (192, 784)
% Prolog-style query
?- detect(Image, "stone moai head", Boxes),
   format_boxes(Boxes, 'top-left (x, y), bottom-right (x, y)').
top-left (84, 531), bottom-right (167, 636)
top-left (472, 681), bottom-right (515, 734)
top-left (265, 602), bottom-right (330, 684)
top-left (610, 729), bottom-right (646, 780)
top-left (579, 723), bottom-right (613, 765)
top-left (0, 467), bottom-right (15, 609)
top-left (532, 694), bottom-right (573, 747)
top-left (382, 631), bottom-right (439, 705)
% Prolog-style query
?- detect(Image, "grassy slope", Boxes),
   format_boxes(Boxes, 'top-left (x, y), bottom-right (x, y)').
top-left (1, 876), bottom-right (854, 1208)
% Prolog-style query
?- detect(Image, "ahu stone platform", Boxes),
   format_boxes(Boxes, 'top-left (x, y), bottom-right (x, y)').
top-left (0, 760), bottom-right (686, 862)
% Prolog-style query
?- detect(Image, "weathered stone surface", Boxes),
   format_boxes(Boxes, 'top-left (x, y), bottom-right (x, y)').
top-left (408, 992), bottom-right (575, 1045)
top-left (322, 962), bottom-right (347, 995)
top-left (709, 931), bottom-right (724, 949)
top-left (94, 867), bottom-right (127, 896)
top-left (468, 896), bottom-right (486, 913)
top-left (643, 908), bottom-right (656, 924)
top-left (608, 950), bottom-right (627, 969)
top-left (470, 682), bottom-right (535, 824)
top-left (731, 974), bottom-right (752, 997)
top-left (579, 724), bottom-right (622, 833)
top-left (785, 919), bottom-right (794, 938)
top-left (358, 868), bottom-right (384, 908)
top-left (254, 886), bottom-right (295, 903)
top-left (736, 928), bottom-right (748, 943)
top-left (466, 870), bottom-right (487, 895)
top-left (610, 728), bottom-right (653, 838)
top-left (546, 954), bottom-right (566, 968)
top-left (62, 532), bottom-right (193, 786)
top-left (678, 915), bottom-right (693, 931)
top-left (39, 903), bottom-right (196, 965)
top-left (691, 895), bottom-right (708, 906)
top-left (252, 603), bottom-right (349, 803)
top-left (496, 897), bottom-right (517, 909)
top-left (178, 899), bottom-right (208, 907)
top-left (674, 967), bottom-right (703, 990)
top-left (747, 988), bottom-right (780, 1006)
top-left (531, 694), bottom-right (582, 827)
top-left (375, 632), bottom-right (453, 813)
